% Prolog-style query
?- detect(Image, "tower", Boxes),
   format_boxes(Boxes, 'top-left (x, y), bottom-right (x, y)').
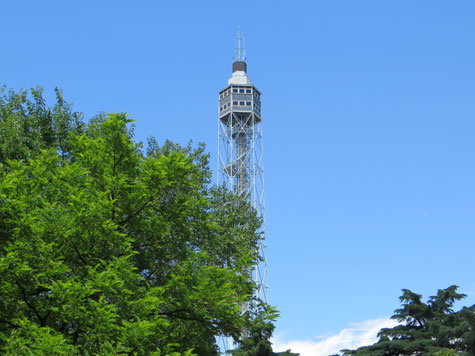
top-left (217, 30), bottom-right (267, 306)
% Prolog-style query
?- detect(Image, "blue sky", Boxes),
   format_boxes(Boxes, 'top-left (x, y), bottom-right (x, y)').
top-left (2, 1), bottom-right (475, 354)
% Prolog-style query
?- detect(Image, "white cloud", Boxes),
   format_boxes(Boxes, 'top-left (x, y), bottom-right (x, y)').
top-left (272, 318), bottom-right (399, 356)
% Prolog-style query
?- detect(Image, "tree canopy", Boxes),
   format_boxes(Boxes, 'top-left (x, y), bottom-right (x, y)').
top-left (0, 87), bottom-right (288, 355)
top-left (342, 286), bottom-right (475, 356)
top-left (0, 86), bottom-right (84, 163)
top-left (231, 303), bottom-right (299, 356)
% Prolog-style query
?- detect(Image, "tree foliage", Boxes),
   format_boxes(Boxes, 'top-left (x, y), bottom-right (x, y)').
top-left (342, 286), bottom-right (475, 356)
top-left (0, 88), bottom-right (281, 355)
top-left (231, 304), bottom-right (299, 356)
top-left (0, 86), bottom-right (84, 163)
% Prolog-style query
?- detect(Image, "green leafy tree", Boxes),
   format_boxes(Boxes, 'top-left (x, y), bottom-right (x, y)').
top-left (342, 286), bottom-right (475, 356)
top-left (0, 105), bottom-right (273, 355)
top-left (1, 319), bottom-right (78, 356)
top-left (0, 86), bottom-right (84, 163)
top-left (231, 304), bottom-right (299, 356)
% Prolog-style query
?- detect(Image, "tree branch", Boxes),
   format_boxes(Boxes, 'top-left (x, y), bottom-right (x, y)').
top-left (118, 192), bottom-right (163, 227)
top-left (73, 245), bottom-right (88, 266)
top-left (16, 279), bottom-right (47, 326)
top-left (0, 319), bottom-right (20, 328)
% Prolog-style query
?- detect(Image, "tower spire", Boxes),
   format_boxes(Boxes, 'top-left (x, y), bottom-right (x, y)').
top-left (232, 26), bottom-right (248, 74)
top-left (234, 26), bottom-right (246, 63)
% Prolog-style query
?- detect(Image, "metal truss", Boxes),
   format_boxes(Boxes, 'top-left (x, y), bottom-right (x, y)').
top-left (218, 110), bottom-right (268, 305)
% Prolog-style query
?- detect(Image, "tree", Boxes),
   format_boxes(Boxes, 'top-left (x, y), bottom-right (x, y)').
top-left (0, 107), bottom-right (271, 355)
top-left (231, 304), bottom-right (299, 356)
top-left (342, 286), bottom-right (475, 356)
top-left (0, 86), bottom-right (84, 164)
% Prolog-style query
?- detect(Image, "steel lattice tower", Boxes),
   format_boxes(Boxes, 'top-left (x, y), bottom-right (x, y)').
top-left (217, 31), bottom-right (267, 307)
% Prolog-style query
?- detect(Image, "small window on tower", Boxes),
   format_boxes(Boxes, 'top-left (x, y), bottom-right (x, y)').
top-left (239, 101), bottom-right (244, 106)
top-left (246, 89), bottom-right (251, 93)
top-left (220, 107), bottom-right (223, 112)
top-left (239, 89), bottom-right (244, 93)
top-left (246, 102), bottom-right (251, 106)
top-left (233, 101), bottom-right (238, 105)
top-left (233, 88), bottom-right (238, 93)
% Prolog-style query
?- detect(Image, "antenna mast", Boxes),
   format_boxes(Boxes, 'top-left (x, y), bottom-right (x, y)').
top-left (234, 26), bottom-right (247, 62)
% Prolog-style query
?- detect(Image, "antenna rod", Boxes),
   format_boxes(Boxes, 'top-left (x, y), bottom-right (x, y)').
top-left (238, 25), bottom-right (241, 60)
top-left (235, 26), bottom-right (246, 62)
